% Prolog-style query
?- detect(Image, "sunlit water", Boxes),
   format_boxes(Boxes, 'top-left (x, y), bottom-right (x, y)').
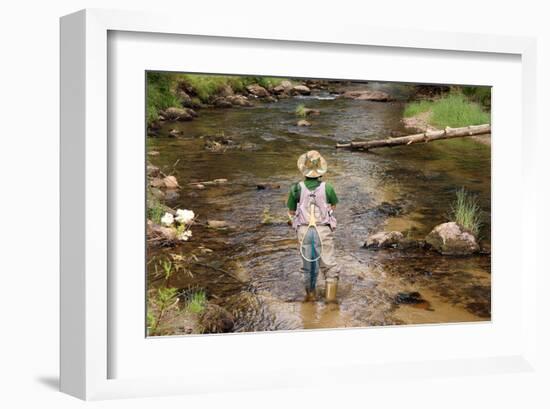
top-left (148, 87), bottom-right (491, 332)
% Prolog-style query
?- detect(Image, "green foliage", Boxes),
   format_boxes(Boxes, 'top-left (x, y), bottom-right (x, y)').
top-left (146, 72), bottom-right (290, 128)
top-left (295, 103), bottom-right (307, 118)
top-left (147, 192), bottom-right (165, 224)
top-left (148, 286), bottom-right (179, 336)
top-left (450, 187), bottom-right (482, 237)
top-left (184, 289), bottom-right (206, 314)
top-left (146, 72), bottom-right (180, 125)
top-left (404, 92), bottom-right (490, 128)
top-left (461, 86), bottom-right (491, 108)
top-left (161, 259), bottom-right (173, 280)
top-left (403, 100), bottom-right (433, 118)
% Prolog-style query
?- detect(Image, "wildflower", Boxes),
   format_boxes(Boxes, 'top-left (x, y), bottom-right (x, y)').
top-left (175, 209), bottom-right (195, 224)
top-left (178, 230), bottom-right (192, 241)
top-left (160, 212), bottom-right (174, 226)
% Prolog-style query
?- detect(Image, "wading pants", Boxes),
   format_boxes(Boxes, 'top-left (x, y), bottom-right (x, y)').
top-left (297, 225), bottom-right (340, 291)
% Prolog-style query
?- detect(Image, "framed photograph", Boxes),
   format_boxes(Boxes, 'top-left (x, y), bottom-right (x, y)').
top-left (60, 9), bottom-right (539, 400)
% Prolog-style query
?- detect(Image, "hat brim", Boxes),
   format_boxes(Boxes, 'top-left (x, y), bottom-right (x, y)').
top-left (297, 153), bottom-right (328, 178)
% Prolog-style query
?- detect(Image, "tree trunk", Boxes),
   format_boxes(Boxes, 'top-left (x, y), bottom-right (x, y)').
top-left (335, 124), bottom-right (491, 150)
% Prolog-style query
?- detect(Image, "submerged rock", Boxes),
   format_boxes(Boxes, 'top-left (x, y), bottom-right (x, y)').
top-left (147, 164), bottom-right (160, 178)
top-left (297, 119), bottom-right (311, 127)
top-left (364, 231), bottom-right (404, 249)
top-left (425, 222), bottom-right (480, 255)
top-left (394, 291), bottom-right (424, 304)
top-left (303, 108), bottom-right (320, 116)
top-left (168, 128), bottom-right (181, 137)
top-left (257, 183), bottom-right (281, 190)
top-left (199, 304), bottom-right (235, 333)
top-left (165, 189), bottom-right (180, 202)
top-left (207, 220), bottom-right (231, 229)
top-left (162, 107), bottom-right (198, 121)
top-left (341, 89), bottom-right (392, 101)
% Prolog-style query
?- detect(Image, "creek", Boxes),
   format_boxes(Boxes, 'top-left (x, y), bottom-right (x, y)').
top-left (148, 84), bottom-right (491, 332)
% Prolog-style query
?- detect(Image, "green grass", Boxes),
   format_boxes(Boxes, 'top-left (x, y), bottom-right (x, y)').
top-left (450, 187), bottom-right (482, 237)
top-left (147, 192), bottom-right (165, 224)
top-left (184, 290), bottom-right (206, 314)
top-left (295, 103), bottom-right (307, 118)
top-left (404, 92), bottom-right (490, 128)
top-left (147, 72), bottom-right (180, 125)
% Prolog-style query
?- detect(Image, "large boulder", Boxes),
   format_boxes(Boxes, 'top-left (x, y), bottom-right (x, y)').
top-left (364, 231), bottom-right (404, 249)
top-left (291, 85), bottom-right (311, 95)
top-left (163, 107), bottom-right (197, 121)
top-left (246, 84), bottom-right (270, 98)
top-left (341, 89), bottom-right (392, 101)
top-left (212, 97), bottom-right (233, 108)
top-left (226, 94), bottom-right (253, 107)
top-left (425, 222), bottom-right (480, 255)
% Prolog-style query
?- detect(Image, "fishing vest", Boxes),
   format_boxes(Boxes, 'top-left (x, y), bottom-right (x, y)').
top-left (292, 181), bottom-right (336, 229)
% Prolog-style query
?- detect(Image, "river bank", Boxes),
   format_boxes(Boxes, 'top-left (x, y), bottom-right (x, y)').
top-left (146, 78), bottom-right (492, 336)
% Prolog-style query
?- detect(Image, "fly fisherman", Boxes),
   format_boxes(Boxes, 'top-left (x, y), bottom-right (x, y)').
top-left (287, 150), bottom-right (340, 302)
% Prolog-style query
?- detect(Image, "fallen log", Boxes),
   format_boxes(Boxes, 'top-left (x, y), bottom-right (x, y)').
top-left (335, 124), bottom-right (491, 150)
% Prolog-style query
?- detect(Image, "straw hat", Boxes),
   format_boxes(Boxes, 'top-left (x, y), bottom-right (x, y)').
top-left (297, 150), bottom-right (328, 178)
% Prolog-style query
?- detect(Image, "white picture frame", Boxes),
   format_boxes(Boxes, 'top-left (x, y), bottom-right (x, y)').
top-left (60, 8), bottom-right (539, 401)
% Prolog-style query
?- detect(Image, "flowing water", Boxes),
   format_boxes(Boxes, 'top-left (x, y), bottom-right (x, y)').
top-left (148, 85), bottom-right (491, 332)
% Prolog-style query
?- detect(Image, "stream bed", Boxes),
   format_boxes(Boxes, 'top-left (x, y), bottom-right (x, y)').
top-left (147, 85), bottom-right (491, 333)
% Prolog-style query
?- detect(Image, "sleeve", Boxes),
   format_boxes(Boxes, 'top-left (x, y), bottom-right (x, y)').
top-left (325, 183), bottom-right (339, 206)
top-left (286, 183), bottom-right (299, 211)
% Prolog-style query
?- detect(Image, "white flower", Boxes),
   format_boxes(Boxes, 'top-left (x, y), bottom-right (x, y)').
top-left (160, 212), bottom-right (174, 226)
top-left (175, 209), bottom-right (195, 224)
top-left (178, 230), bottom-right (192, 241)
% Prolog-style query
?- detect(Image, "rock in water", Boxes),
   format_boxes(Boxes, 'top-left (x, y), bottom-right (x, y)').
top-left (364, 231), bottom-right (404, 248)
top-left (425, 222), bottom-right (480, 255)
top-left (163, 175), bottom-right (179, 189)
top-left (162, 107), bottom-right (197, 121)
top-left (297, 119), bottom-right (311, 127)
top-left (292, 85), bottom-right (311, 95)
top-left (246, 84), bottom-right (270, 98)
top-left (341, 89), bottom-right (392, 101)
top-left (199, 304), bottom-right (235, 333)
top-left (207, 220), bottom-right (230, 229)
top-left (147, 164), bottom-right (160, 177)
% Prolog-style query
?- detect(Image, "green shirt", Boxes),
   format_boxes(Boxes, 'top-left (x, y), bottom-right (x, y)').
top-left (286, 178), bottom-right (339, 211)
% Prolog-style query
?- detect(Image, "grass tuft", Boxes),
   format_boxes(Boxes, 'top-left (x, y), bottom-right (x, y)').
top-left (404, 92), bottom-right (490, 128)
top-left (184, 290), bottom-right (207, 314)
top-left (295, 104), bottom-right (307, 118)
top-left (450, 187), bottom-right (482, 237)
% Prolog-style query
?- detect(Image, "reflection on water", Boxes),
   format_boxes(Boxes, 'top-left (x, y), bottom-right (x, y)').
top-left (148, 86), bottom-right (491, 332)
